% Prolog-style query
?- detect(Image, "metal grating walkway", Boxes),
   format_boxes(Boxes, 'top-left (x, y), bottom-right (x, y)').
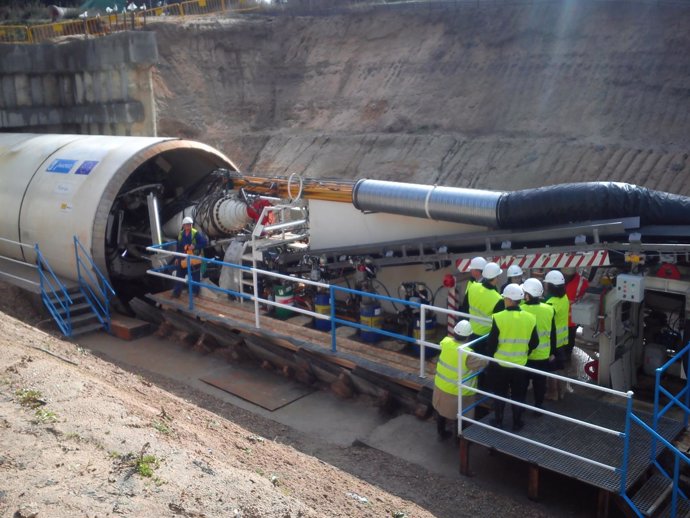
top-left (631, 472), bottom-right (672, 515)
top-left (462, 394), bottom-right (684, 493)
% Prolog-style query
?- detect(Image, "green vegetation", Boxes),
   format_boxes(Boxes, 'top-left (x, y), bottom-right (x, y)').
top-left (110, 447), bottom-right (162, 480)
top-left (15, 388), bottom-right (45, 408)
top-left (152, 420), bottom-right (172, 435)
top-left (33, 408), bottom-right (58, 423)
top-left (134, 454), bottom-right (159, 478)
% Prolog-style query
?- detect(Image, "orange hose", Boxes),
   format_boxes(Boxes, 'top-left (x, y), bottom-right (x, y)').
top-left (232, 175), bottom-right (355, 203)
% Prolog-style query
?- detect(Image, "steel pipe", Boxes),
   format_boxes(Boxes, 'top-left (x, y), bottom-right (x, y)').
top-left (352, 179), bottom-right (502, 227)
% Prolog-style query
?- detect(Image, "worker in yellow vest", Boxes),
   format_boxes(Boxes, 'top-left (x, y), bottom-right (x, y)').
top-left (520, 278), bottom-right (556, 415)
top-left (432, 320), bottom-right (488, 440)
top-left (465, 262), bottom-right (505, 340)
top-left (500, 264), bottom-right (524, 293)
top-left (458, 256), bottom-right (487, 312)
top-left (172, 216), bottom-right (208, 299)
top-left (465, 256), bottom-right (487, 284)
top-left (484, 284), bottom-right (538, 431)
top-left (544, 270), bottom-right (570, 400)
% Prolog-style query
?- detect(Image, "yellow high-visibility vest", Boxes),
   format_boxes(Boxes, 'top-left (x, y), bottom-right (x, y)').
top-left (546, 295), bottom-right (570, 348)
top-left (521, 302), bottom-right (555, 361)
top-left (179, 228), bottom-right (202, 268)
top-left (493, 309), bottom-right (536, 367)
top-left (434, 336), bottom-right (477, 396)
top-left (467, 282), bottom-right (502, 336)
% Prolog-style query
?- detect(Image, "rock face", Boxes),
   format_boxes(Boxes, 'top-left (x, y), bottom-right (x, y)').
top-left (152, 1), bottom-right (690, 194)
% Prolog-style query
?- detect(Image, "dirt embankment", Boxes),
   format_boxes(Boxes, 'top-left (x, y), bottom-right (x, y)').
top-left (0, 308), bottom-right (429, 517)
top-left (152, 1), bottom-right (690, 194)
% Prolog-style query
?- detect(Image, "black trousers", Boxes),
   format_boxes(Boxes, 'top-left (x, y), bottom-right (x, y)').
top-left (487, 363), bottom-right (528, 419)
top-left (566, 326), bottom-right (577, 358)
top-left (526, 358), bottom-right (551, 408)
top-left (173, 265), bottom-right (201, 295)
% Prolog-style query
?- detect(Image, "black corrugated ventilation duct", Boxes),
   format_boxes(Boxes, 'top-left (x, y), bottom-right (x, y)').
top-left (497, 182), bottom-right (690, 228)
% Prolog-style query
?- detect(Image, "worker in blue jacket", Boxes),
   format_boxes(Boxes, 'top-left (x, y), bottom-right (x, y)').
top-left (172, 216), bottom-right (208, 298)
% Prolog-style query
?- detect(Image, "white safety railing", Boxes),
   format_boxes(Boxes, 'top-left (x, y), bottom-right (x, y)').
top-left (0, 236), bottom-right (40, 286)
top-left (416, 303), bottom-right (490, 377)
top-left (457, 341), bottom-right (632, 474)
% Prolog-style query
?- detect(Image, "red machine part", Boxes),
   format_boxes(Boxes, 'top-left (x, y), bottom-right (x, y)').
top-left (657, 263), bottom-right (681, 280)
top-left (246, 199), bottom-right (273, 224)
top-left (584, 360), bottom-right (599, 382)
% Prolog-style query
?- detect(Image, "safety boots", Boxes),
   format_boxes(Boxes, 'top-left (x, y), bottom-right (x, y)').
top-left (490, 402), bottom-right (504, 429)
top-left (512, 407), bottom-right (524, 431)
top-left (436, 415), bottom-right (452, 440)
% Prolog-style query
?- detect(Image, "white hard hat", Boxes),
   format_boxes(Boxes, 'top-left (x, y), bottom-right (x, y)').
top-left (482, 262), bottom-right (503, 280)
top-left (502, 283), bottom-right (524, 301)
top-left (521, 278), bottom-right (544, 298)
top-left (465, 256), bottom-right (487, 272)
top-left (182, 216), bottom-right (194, 225)
top-left (507, 264), bottom-right (524, 278)
top-left (453, 319), bottom-right (473, 337)
top-left (544, 270), bottom-right (566, 286)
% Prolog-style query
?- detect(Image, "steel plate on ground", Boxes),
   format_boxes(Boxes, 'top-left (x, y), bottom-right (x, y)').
top-left (200, 366), bottom-right (314, 411)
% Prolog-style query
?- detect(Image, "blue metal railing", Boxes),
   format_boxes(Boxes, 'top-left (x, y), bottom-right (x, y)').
top-left (74, 236), bottom-right (116, 331)
top-left (654, 342), bottom-right (690, 443)
top-left (620, 411), bottom-right (690, 517)
top-left (35, 244), bottom-right (73, 336)
top-left (619, 342), bottom-right (690, 517)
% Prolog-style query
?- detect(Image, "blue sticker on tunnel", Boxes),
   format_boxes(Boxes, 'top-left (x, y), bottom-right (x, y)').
top-left (46, 159), bottom-right (77, 174)
top-left (75, 160), bottom-right (99, 176)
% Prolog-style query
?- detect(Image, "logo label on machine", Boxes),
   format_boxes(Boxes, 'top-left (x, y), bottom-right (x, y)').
top-left (46, 159), bottom-right (77, 174)
top-left (46, 159), bottom-right (99, 175)
top-left (75, 160), bottom-right (99, 176)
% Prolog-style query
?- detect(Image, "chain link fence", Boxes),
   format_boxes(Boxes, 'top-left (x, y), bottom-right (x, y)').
top-left (0, 0), bottom-right (260, 45)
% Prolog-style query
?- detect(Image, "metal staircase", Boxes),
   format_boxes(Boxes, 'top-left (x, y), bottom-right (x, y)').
top-left (0, 236), bottom-right (115, 338)
top-left (620, 343), bottom-right (690, 518)
top-left (71, 235), bottom-right (115, 335)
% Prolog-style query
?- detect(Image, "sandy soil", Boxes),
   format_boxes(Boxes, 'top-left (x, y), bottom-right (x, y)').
top-left (0, 283), bottom-right (561, 518)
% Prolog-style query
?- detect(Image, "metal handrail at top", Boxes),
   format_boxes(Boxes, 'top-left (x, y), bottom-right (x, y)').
top-left (0, 237), bottom-right (40, 277)
top-left (74, 236), bottom-right (115, 297)
top-left (0, 236), bottom-right (36, 249)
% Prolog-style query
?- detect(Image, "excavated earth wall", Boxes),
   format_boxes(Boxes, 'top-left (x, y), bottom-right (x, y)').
top-left (152, 1), bottom-right (690, 194)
